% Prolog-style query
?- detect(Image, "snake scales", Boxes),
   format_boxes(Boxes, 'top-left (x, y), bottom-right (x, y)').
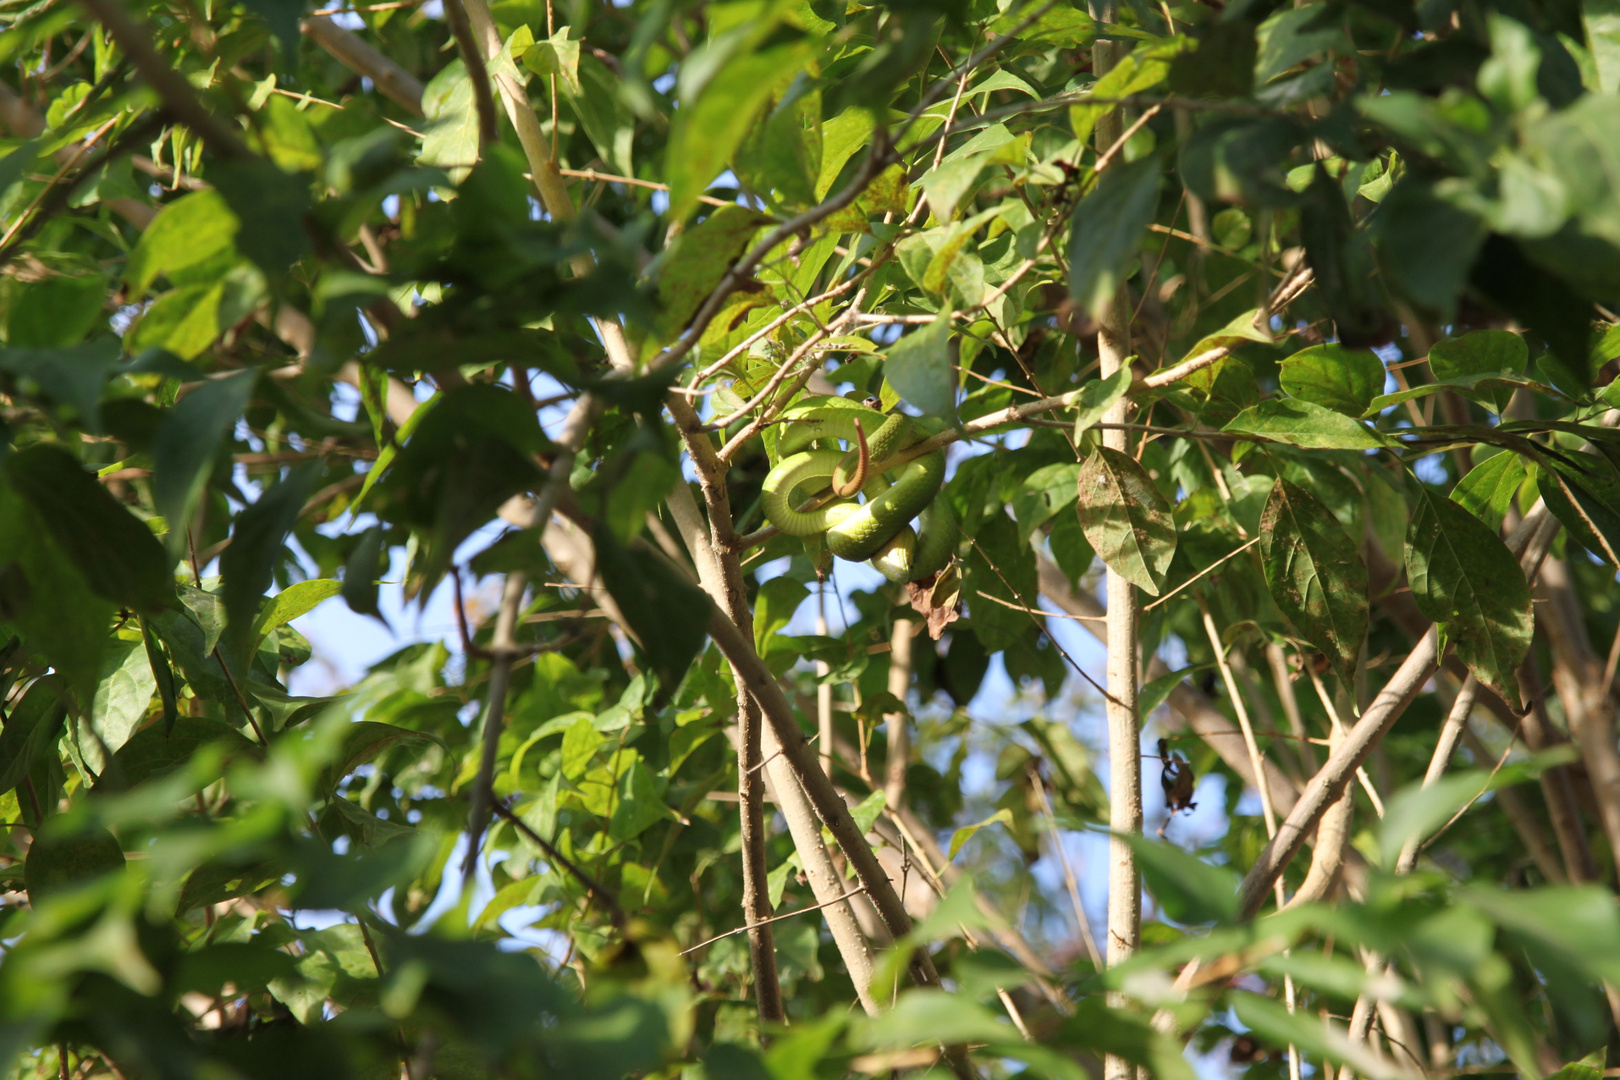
top-left (760, 396), bottom-right (955, 583)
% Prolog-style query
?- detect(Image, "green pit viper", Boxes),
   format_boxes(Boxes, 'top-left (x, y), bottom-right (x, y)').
top-left (760, 396), bottom-right (955, 583)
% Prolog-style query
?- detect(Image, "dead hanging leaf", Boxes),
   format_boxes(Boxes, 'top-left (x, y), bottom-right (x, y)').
top-left (907, 563), bottom-right (961, 640)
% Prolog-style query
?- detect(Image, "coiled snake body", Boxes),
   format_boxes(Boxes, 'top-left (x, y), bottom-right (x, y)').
top-left (761, 397), bottom-right (955, 583)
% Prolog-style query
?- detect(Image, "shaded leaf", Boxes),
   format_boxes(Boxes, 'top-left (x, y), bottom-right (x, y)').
top-left (3, 443), bottom-right (172, 611)
top-left (1075, 447), bottom-right (1177, 595)
top-left (1405, 485), bottom-right (1532, 705)
top-left (1258, 478), bottom-right (1367, 685)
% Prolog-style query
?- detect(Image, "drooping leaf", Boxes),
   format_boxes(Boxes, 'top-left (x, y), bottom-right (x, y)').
top-left (1405, 484), bottom-right (1532, 705)
top-left (948, 808), bottom-right (1014, 861)
top-left (656, 205), bottom-right (769, 338)
top-left (0, 678), bottom-right (68, 797)
top-left (1258, 478), bottom-right (1368, 686)
top-left (667, 36), bottom-right (813, 220)
top-left (24, 819), bottom-right (125, 901)
top-left (250, 578), bottom-right (342, 647)
top-left (1075, 447), bottom-right (1178, 595)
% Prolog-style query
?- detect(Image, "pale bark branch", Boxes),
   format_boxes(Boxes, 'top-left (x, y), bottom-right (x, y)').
top-left (301, 16), bottom-right (426, 114)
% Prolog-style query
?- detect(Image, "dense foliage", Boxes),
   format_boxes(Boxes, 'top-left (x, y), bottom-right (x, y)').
top-left (8, 0), bottom-right (1620, 1076)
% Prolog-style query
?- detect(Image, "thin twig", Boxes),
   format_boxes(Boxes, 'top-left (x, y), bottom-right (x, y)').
top-left (680, 886), bottom-right (870, 955)
top-left (489, 798), bottom-right (626, 927)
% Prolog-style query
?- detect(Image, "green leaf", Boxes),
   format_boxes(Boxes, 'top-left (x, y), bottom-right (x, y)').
top-left (1068, 156), bottom-right (1161, 317)
top-left (0, 339), bottom-right (123, 434)
top-left (124, 189), bottom-right (240, 297)
top-left (815, 108), bottom-right (875, 199)
top-left (105, 717), bottom-right (260, 789)
top-left (1011, 463), bottom-right (1081, 543)
top-left (3, 443), bottom-right (172, 611)
top-left (340, 525), bottom-right (386, 623)
top-left (220, 464), bottom-right (319, 662)
top-left (591, 525), bottom-right (709, 695)
top-left (1377, 752), bottom-right (1564, 867)
top-left (24, 819), bottom-right (124, 901)
top-left (1223, 398), bottom-right (1385, 450)
top-left (238, 0), bottom-right (305, 57)
top-left (151, 369), bottom-right (258, 550)
top-left (1538, 456), bottom-right (1620, 566)
top-left (1429, 330), bottom-right (1527, 414)
top-left (849, 789), bottom-right (886, 834)
top-left (89, 638), bottom-right (158, 755)
top-left (1230, 993), bottom-right (1410, 1080)
top-left (1405, 485), bottom-right (1532, 706)
top-left (656, 205), bottom-right (769, 339)
top-left (1072, 367), bottom-right (1133, 437)
top-left (1075, 447), bottom-right (1177, 596)
top-left (6, 272), bottom-right (107, 348)
top-left (521, 27), bottom-right (581, 95)
top-left (0, 484), bottom-right (111, 705)
top-left (948, 808), bottom-right (1013, 862)
top-left (0, 678), bottom-right (68, 797)
top-left (1258, 478), bottom-right (1367, 686)
top-left (250, 578), bottom-right (341, 647)
top-left (210, 159), bottom-right (312, 278)
top-left (1452, 452), bottom-right (1528, 531)
top-left (1278, 343), bottom-right (1386, 417)
top-left (418, 60), bottom-right (480, 183)
top-left (667, 38), bottom-right (811, 220)
top-left (1138, 665), bottom-right (1213, 718)
top-left (883, 312), bottom-right (956, 418)
top-left (1109, 830), bottom-right (1239, 924)
top-left (139, 615), bottom-right (179, 733)
top-left (564, 53), bottom-right (637, 178)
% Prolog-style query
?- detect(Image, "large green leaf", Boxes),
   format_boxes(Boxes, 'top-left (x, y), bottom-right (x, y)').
top-left (123, 189), bottom-right (240, 297)
top-left (656, 205), bottom-right (769, 338)
top-left (1405, 485), bottom-right (1532, 705)
top-left (151, 370), bottom-right (259, 550)
top-left (1068, 156), bottom-right (1162, 316)
top-left (1224, 398), bottom-right (1385, 449)
top-left (3, 443), bottom-right (172, 612)
top-left (1428, 330), bottom-right (1527, 413)
top-left (1258, 478), bottom-right (1367, 686)
top-left (883, 312), bottom-right (956, 418)
top-left (1278, 343), bottom-right (1385, 417)
top-left (0, 484), bottom-right (111, 704)
top-left (667, 37), bottom-right (812, 220)
top-left (1075, 447), bottom-right (1177, 595)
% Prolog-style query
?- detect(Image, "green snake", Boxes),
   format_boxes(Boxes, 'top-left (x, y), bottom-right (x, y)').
top-left (761, 397), bottom-right (954, 583)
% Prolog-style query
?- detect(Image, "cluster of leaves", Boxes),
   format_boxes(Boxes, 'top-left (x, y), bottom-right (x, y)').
top-left (4, 0), bottom-right (1620, 1077)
